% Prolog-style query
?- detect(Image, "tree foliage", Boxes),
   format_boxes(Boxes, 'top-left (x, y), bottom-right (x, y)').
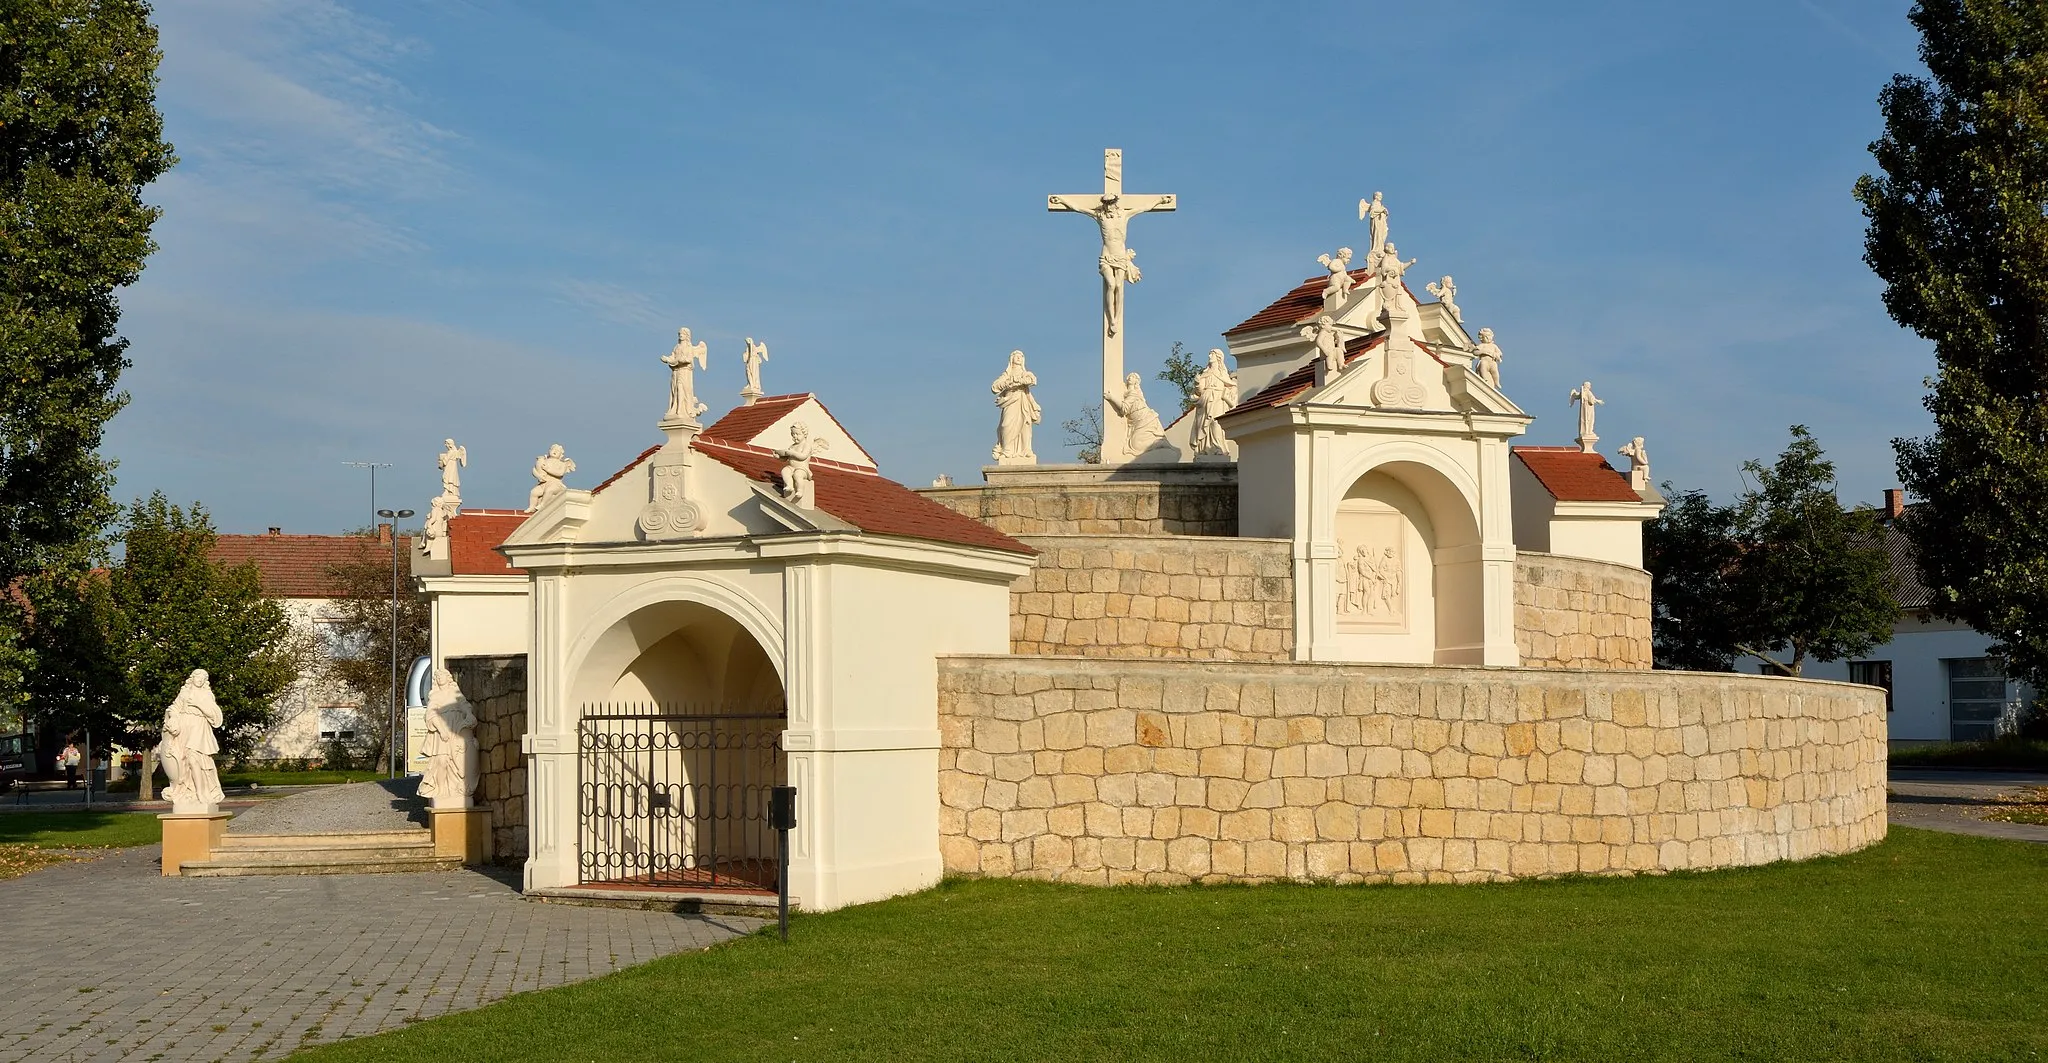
top-left (24, 495), bottom-right (306, 794)
top-left (1645, 427), bottom-right (1897, 675)
top-left (1855, 0), bottom-right (2048, 690)
top-left (1157, 340), bottom-right (1200, 414)
top-left (318, 529), bottom-right (428, 769)
top-left (1061, 403), bottom-right (1102, 464)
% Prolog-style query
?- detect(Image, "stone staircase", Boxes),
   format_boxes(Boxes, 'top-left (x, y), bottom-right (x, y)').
top-left (178, 828), bottom-right (460, 877)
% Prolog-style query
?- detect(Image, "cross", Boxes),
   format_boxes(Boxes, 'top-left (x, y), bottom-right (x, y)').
top-left (1048, 148), bottom-right (1176, 464)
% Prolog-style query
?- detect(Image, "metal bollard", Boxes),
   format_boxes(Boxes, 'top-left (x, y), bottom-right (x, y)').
top-left (769, 785), bottom-right (797, 941)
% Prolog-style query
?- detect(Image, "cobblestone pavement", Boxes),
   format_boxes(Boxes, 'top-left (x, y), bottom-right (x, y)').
top-left (226, 780), bottom-right (424, 835)
top-left (1888, 768), bottom-right (2048, 844)
top-left (0, 847), bottom-right (761, 1062)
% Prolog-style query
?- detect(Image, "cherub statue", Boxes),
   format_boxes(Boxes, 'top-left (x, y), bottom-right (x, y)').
top-left (527, 444), bottom-right (576, 511)
top-left (1425, 275), bottom-right (1462, 322)
top-left (419, 492), bottom-right (458, 554)
top-left (1472, 327), bottom-right (1504, 389)
top-left (1317, 247), bottom-right (1356, 307)
top-left (1619, 436), bottom-right (1650, 491)
top-left (1301, 314), bottom-right (1347, 380)
top-left (776, 423), bottom-right (830, 508)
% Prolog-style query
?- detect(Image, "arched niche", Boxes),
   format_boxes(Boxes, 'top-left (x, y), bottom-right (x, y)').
top-left (577, 599), bottom-right (785, 713)
top-left (1331, 459), bottom-right (1484, 665)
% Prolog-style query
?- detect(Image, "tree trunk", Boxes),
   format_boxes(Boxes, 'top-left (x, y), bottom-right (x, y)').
top-left (138, 746), bottom-right (156, 803)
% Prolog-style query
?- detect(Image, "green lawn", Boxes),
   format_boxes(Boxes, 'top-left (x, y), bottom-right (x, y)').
top-left (0, 809), bottom-right (163, 848)
top-left (1890, 735), bottom-right (2048, 770)
top-left (222, 768), bottom-right (387, 788)
top-left (292, 827), bottom-right (2048, 1062)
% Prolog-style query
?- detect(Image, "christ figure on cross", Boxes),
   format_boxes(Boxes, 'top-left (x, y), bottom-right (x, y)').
top-left (1048, 149), bottom-right (1176, 340)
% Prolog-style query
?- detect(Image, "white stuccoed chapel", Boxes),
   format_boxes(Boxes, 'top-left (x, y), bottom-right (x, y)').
top-left (411, 150), bottom-right (1886, 913)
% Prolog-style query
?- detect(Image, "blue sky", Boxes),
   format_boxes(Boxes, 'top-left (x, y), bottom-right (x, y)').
top-left (110, 0), bottom-right (1929, 534)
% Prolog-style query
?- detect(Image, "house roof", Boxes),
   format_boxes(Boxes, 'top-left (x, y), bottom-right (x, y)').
top-left (701, 394), bottom-right (878, 470)
top-left (1226, 333), bottom-right (1388, 416)
top-left (1875, 514), bottom-right (1935, 609)
top-left (589, 434), bottom-right (1035, 556)
top-left (1225, 270), bottom-right (1425, 335)
top-left (1512, 447), bottom-right (1642, 503)
top-left (448, 511), bottom-right (529, 576)
top-left (211, 531), bottom-right (410, 598)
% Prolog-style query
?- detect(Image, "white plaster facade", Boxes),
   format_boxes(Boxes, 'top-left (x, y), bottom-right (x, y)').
top-left (497, 398), bottom-right (1034, 911)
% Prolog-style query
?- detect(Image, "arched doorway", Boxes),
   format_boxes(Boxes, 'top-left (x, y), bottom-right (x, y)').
top-left (569, 599), bottom-right (786, 891)
top-left (1330, 459), bottom-right (1484, 664)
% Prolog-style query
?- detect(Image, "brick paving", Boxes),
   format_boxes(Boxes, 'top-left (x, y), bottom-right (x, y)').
top-left (0, 844), bottom-right (760, 1062)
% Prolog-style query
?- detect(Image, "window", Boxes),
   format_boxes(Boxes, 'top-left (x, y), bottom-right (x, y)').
top-left (1945, 657), bottom-right (2011, 742)
top-left (1848, 660), bottom-right (1893, 713)
top-left (317, 706), bottom-right (358, 741)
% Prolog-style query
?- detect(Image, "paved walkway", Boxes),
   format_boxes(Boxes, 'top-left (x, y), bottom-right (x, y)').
top-left (226, 779), bottom-right (425, 835)
top-left (0, 844), bottom-right (760, 1062)
top-left (1888, 768), bottom-right (2048, 844)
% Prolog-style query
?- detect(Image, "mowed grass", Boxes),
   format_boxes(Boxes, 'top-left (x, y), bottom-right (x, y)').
top-left (223, 768), bottom-right (387, 787)
top-left (0, 810), bottom-right (161, 879)
top-left (1890, 736), bottom-right (2048, 771)
top-left (293, 827), bottom-right (2048, 1063)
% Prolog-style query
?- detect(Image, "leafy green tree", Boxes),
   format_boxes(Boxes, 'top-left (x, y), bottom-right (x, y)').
top-left (1157, 340), bottom-right (1199, 414)
top-left (1644, 427), bottom-right (1897, 675)
top-left (1061, 404), bottom-right (1103, 464)
top-left (0, 1), bottom-right (175, 708)
top-left (1855, 0), bottom-right (2048, 690)
top-left (319, 529), bottom-right (428, 771)
top-left (29, 494), bottom-right (306, 798)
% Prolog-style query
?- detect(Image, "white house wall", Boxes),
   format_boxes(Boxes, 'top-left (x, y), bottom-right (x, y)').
top-left (1744, 614), bottom-right (2030, 742)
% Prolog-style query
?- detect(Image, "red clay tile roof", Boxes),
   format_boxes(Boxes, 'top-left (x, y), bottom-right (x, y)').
top-left (1513, 447), bottom-right (1641, 503)
top-left (691, 439), bottom-right (1033, 555)
top-left (1225, 272), bottom-right (1427, 335)
top-left (702, 393), bottom-right (877, 469)
top-left (1227, 334), bottom-right (1387, 416)
top-left (211, 532), bottom-right (410, 598)
top-left (448, 511), bottom-right (529, 575)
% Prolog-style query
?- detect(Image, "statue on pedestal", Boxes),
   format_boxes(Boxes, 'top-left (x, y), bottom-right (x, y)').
top-left (663, 327), bottom-right (709, 423)
top-left (1619, 436), bottom-right (1651, 492)
top-left (527, 444), bottom-right (575, 512)
top-left (417, 666), bottom-right (478, 810)
top-left (1569, 382), bottom-right (1604, 453)
top-left (991, 350), bottom-right (1041, 465)
top-left (1426, 275), bottom-right (1462, 322)
top-left (157, 669), bottom-right (224, 815)
top-left (436, 439), bottom-right (466, 500)
top-left (1317, 247), bottom-right (1356, 309)
top-left (1302, 314), bottom-right (1347, 381)
top-left (776, 424), bottom-right (830, 508)
top-left (740, 337), bottom-right (769, 405)
top-left (1359, 192), bottom-right (1389, 260)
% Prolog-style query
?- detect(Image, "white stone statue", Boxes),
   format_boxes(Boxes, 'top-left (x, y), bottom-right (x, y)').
top-left (1049, 154), bottom-right (1175, 339)
top-left (1619, 435), bottom-right (1650, 491)
top-left (417, 666), bottom-right (478, 810)
top-left (1103, 372), bottom-right (1166, 456)
top-left (740, 337), bottom-right (769, 404)
top-left (527, 444), bottom-right (576, 511)
top-left (1317, 247), bottom-right (1355, 308)
top-left (157, 669), bottom-right (224, 815)
top-left (1301, 314), bottom-right (1347, 380)
top-left (1473, 327), bottom-right (1504, 389)
top-left (663, 327), bottom-right (709, 423)
top-left (1192, 348), bottom-right (1239, 460)
top-left (991, 350), bottom-right (1042, 465)
top-left (420, 492), bottom-right (458, 554)
top-left (1359, 191), bottom-right (1389, 260)
top-left (1425, 275), bottom-right (1461, 322)
top-left (776, 423), bottom-right (830, 508)
top-left (1569, 382), bottom-right (1603, 453)
top-left (1373, 242), bottom-right (1416, 297)
top-left (436, 439), bottom-right (466, 500)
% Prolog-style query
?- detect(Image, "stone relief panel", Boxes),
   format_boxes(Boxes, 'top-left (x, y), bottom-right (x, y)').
top-left (1335, 505), bottom-right (1408, 633)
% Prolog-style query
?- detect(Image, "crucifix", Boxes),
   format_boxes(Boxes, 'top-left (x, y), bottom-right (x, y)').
top-left (1048, 148), bottom-right (1176, 464)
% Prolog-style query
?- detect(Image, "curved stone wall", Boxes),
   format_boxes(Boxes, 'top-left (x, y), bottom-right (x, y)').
top-left (1514, 552), bottom-right (1653, 670)
top-left (921, 465), bottom-right (1237, 536)
top-left (1007, 535), bottom-right (1293, 660)
top-left (935, 657), bottom-right (1885, 886)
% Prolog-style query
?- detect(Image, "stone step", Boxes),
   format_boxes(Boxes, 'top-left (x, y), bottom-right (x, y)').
top-left (218, 829), bottom-right (431, 849)
top-left (527, 884), bottom-right (788, 918)
top-left (180, 852), bottom-right (462, 877)
top-left (209, 842), bottom-right (436, 862)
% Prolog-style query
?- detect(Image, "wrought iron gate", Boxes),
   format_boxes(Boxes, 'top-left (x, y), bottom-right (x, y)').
top-left (576, 706), bottom-right (785, 890)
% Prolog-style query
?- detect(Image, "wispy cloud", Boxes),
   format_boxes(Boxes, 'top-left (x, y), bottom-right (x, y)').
top-left (554, 280), bottom-right (672, 328)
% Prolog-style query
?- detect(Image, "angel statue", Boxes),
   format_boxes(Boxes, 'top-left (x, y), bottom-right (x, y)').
top-left (1425, 275), bottom-right (1462, 322)
top-left (663, 327), bottom-right (709, 422)
top-left (1317, 247), bottom-right (1356, 307)
top-left (527, 444), bottom-right (576, 512)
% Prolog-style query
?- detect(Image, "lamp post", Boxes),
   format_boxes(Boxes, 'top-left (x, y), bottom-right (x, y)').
top-left (376, 507), bottom-right (415, 778)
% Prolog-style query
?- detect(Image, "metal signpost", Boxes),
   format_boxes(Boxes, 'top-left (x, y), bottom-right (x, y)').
top-left (770, 784), bottom-right (797, 941)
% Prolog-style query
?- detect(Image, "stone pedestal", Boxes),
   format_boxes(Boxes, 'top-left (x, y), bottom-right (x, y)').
top-left (430, 806), bottom-right (491, 864)
top-left (158, 811), bottom-right (230, 877)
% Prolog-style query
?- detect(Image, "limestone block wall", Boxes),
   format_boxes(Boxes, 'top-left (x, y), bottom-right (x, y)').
top-left (1008, 535), bottom-right (1293, 660)
top-left (935, 656), bottom-right (1885, 886)
top-left (921, 470), bottom-right (1237, 536)
top-left (449, 654), bottom-right (528, 863)
top-left (1514, 552), bottom-right (1653, 670)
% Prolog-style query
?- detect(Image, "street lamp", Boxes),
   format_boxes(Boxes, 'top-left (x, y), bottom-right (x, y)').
top-left (376, 507), bottom-right (415, 778)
